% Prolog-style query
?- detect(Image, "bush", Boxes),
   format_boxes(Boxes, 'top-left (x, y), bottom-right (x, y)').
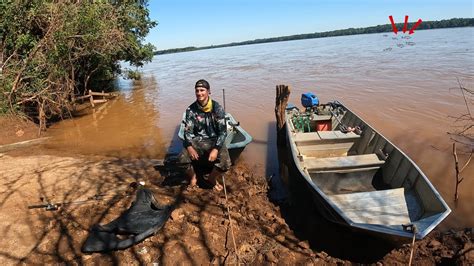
top-left (0, 1), bottom-right (156, 128)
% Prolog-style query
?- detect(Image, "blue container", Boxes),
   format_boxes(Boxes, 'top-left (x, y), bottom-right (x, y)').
top-left (301, 92), bottom-right (319, 108)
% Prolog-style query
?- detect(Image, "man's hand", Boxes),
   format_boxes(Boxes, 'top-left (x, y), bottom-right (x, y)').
top-left (208, 148), bottom-right (218, 162)
top-left (187, 146), bottom-right (199, 160)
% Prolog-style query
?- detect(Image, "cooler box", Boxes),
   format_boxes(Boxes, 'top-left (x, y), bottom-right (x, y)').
top-left (316, 120), bottom-right (332, 131)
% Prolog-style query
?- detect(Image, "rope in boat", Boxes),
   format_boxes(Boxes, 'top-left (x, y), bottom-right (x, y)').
top-left (222, 175), bottom-right (240, 264)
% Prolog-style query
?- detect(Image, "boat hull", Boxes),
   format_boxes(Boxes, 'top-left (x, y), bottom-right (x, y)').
top-left (229, 147), bottom-right (245, 164)
top-left (284, 101), bottom-right (451, 245)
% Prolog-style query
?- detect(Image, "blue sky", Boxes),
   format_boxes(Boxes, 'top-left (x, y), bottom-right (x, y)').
top-left (146, 0), bottom-right (473, 50)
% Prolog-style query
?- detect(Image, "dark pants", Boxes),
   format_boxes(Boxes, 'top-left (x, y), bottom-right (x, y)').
top-left (178, 138), bottom-right (231, 172)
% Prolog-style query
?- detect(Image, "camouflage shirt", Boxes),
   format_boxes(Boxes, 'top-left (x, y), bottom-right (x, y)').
top-left (183, 100), bottom-right (227, 149)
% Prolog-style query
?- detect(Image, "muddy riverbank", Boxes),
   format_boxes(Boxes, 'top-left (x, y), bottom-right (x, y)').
top-left (0, 118), bottom-right (472, 264)
top-left (0, 115), bottom-right (44, 146)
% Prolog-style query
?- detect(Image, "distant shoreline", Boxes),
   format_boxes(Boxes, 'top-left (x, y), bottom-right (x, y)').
top-left (155, 18), bottom-right (473, 55)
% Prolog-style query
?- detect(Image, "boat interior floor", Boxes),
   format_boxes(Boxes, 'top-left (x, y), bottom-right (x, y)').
top-left (327, 188), bottom-right (411, 225)
top-left (310, 172), bottom-right (424, 224)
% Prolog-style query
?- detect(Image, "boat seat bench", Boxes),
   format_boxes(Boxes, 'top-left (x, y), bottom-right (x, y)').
top-left (298, 142), bottom-right (355, 158)
top-left (304, 153), bottom-right (385, 172)
top-left (327, 188), bottom-right (411, 225)
top-left (294, 131), bottom-right (360, 144)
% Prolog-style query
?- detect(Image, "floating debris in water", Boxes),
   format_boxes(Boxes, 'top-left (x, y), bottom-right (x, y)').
top-left (406, 42), bottom-right (416, 46)
top-left (396, 43), bottom-right (405, 48)
top-left (383, 47), bottom-right (393, 52)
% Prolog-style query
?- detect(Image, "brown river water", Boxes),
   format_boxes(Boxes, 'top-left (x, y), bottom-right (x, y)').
top-left (43, 28), bottom-right (473, 229)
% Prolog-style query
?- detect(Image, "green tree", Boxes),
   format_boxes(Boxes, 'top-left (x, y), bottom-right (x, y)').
top-left (0, 0), bottom-right (157, 129)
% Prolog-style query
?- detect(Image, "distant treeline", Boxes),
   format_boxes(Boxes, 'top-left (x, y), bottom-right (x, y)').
top-left (155, 18), bottom-right (474, 55)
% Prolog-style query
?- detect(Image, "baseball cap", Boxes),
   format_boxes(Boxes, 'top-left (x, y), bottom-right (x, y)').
top-left (195, 79), bottom-right (210, 90)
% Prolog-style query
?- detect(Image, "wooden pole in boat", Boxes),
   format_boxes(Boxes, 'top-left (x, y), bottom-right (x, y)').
top-left (275, 84), bottom-right (291, 146)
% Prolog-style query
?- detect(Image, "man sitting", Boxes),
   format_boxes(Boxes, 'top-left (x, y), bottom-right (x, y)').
top-left (178, 79), bottom-right (231, 191)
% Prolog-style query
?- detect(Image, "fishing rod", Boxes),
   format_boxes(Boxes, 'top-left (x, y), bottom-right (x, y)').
top-left (327, 101), bottom-right (362, 134)
top-left (222, 88), bottom-right (226, 112)
top-left (28, 194), bottom-right (112, 211)
top-left (222, 89), bottom-right (239, 127)
top-left (324, 101), bottom-right (348, 132)
top-left (220, 88), bottom-right (240, 263)
top-left (328, 107), bottom-right (349, 133)
top-left (28, 182), bottom-right (144, 211)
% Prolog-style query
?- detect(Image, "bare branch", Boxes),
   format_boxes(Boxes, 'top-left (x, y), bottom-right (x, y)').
top-left (457, 78), bottom-right (472, 120)
top-left (460, 151), bottom-right (473, 173)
